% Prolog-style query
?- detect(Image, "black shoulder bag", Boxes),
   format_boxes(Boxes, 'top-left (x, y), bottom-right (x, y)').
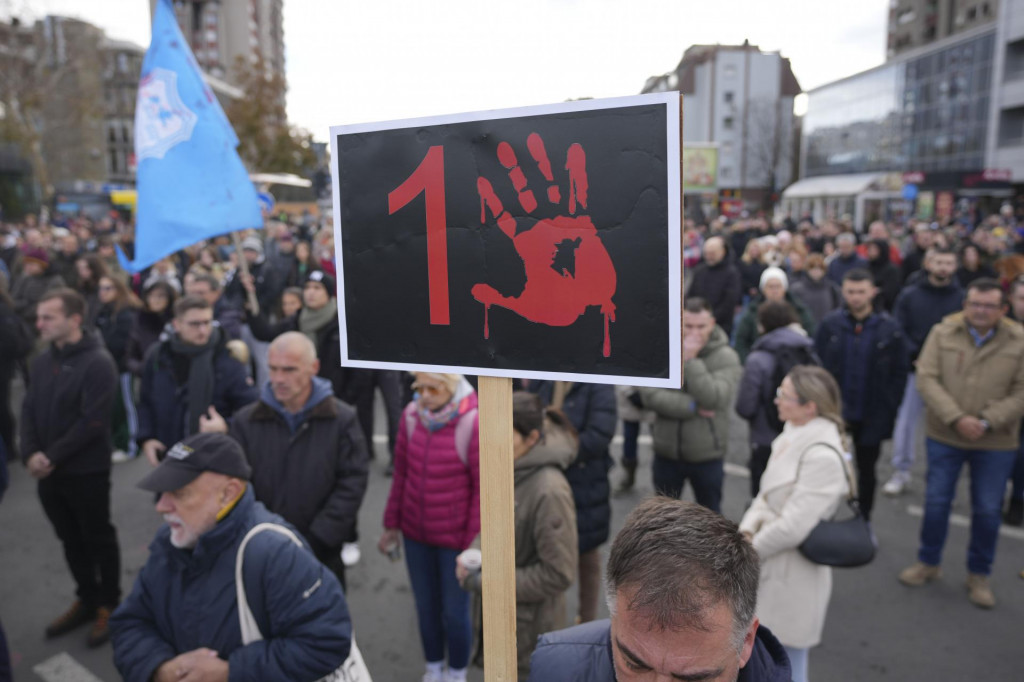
top-left (797, 443), bottom-right (877, 568)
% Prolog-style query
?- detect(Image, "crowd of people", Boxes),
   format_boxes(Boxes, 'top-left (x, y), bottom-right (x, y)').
top-left (1, 202), bottom-right (1024, 681)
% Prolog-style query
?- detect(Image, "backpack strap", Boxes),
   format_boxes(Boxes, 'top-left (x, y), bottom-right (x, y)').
top-left (454, 407), bottom-right (478, 467)
top-left (800, 442), bottom-right (858, 501)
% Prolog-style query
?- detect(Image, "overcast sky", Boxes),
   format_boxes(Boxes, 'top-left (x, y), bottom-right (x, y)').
top-left (16, 0), bottom-right (890, 141)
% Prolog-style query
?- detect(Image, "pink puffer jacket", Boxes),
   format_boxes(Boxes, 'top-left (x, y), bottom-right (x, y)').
top-left (383, 392), bottom-right (480, 550)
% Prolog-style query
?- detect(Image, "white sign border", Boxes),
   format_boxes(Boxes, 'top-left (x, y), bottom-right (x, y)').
top-left (329, 92), bottom-right (681, 389)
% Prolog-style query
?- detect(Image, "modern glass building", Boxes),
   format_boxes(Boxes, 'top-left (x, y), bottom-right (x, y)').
top-left (803, 28), bottom-right (995, 177)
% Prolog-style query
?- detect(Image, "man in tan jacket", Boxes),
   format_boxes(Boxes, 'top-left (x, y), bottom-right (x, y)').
top-left (898, 279), bottom-right (1024, 608)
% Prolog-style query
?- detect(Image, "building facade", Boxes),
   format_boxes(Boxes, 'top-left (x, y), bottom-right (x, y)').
top-left (642, 42), bottom-right (801, 215)
top-left (156, 0), bottom-right (285, 98)
top-left (787, 22), bottom-right (1013, 228)
top-left (888, 0), bottom-right (1000, 57)
top-left (102, 38), bottom-right (145, 186)
top-left (988, 0), bottom-right (1024, 190)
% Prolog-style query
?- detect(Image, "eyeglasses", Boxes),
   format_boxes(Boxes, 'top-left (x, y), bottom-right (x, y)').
top-left (775, 387), bottom-right (801, 403)
top-left (412, 383), bottom-right (444, 397)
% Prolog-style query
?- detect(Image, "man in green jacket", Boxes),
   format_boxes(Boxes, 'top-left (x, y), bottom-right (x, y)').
top-left (639, 298), bottom-right (742, 513)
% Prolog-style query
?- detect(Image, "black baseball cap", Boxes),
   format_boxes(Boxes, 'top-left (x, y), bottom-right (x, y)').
top-left (137, 433), bottom-right (252, 493)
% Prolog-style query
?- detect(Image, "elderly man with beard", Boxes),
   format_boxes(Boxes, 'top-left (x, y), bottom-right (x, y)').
top-left (137, 296), bottom-right (256, 466)
top-left (110, 433), bottom-right (352, 682)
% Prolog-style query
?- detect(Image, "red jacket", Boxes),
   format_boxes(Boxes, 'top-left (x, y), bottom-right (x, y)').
top-left (383, 393), bottom-right (480, 550)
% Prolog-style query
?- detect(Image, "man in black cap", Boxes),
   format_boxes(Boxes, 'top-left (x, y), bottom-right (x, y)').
top-left (110, 433), bottom-right (353, 682)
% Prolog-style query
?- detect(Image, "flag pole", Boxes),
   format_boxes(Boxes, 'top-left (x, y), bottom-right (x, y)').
top-left (231, 231), bottom-right (260, 317)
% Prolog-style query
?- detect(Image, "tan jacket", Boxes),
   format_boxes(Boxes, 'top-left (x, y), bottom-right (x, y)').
top-left (916, 312), bottom-right (1024, 450)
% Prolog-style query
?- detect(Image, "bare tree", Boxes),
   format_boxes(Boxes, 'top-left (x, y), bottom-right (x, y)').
top-left (745, 97), bottom-right (793, 210)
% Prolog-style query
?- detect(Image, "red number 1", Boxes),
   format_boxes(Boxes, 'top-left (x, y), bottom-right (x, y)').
top-left (388, 145), bottom-right (450, 325)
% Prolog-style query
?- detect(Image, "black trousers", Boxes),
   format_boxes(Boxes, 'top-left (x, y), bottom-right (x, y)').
top-left (313, 544), bottom-right (347, 594)
top-left (749, 444), bottom-right (774, 498)
top-left (846, 421), bottom-right (881, 521)
top-left (352, 370), bottom-right (403, 458)
top-left (38, 473), bottom-right (121, 608)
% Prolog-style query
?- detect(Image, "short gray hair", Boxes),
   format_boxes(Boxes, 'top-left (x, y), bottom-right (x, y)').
top-left (605, 497), bottom-right (759, 652)
top-left (836, 232), bottom-right (857, 245)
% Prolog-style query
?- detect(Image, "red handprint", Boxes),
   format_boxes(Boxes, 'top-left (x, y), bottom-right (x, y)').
top-left (473, 133), bottom-right (618, 357)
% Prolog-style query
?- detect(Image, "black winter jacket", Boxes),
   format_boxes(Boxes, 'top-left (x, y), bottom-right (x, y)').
top-left (137, 332), bottom-right (257, 448)
top-left (815, 308), bottom-right (909, 445)
top-left (21, 332), bottom-right (118, 475)
top-left (532, 382), bottom-right (617, 554)
top-left (687, 259), bottom-right (743, 336)
top-left (893, 279), bottom-right (964, 363)
top-left (228, 383), bottom-right (370, 551)
top-left (94, 303), bottom-right (136, 372)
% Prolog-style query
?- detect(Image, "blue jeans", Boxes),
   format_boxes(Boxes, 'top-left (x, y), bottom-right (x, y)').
top-left (652, 456), bottom-right (724, 513)
top-left (403, 537), bottom-right (471, 668)
top-left (917, 439), bottom-right (1017, 575)
top-left (1009, 430), bottom-right (1024, 502)
top-left (891, 373), bottom-right (924, 474)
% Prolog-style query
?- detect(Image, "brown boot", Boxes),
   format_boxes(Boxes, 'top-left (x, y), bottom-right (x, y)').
top-left (966, 574), bottom-right (995, 609)
top-left (86, 606), bottom-right (113, 648)
top-left (897, 562), bottom-right (941, 587)
top-left (45, 600), bottom-right (96, 638)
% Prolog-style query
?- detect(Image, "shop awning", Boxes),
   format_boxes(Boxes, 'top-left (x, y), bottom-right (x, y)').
top-left (781, 173), bottom-right (887, 199)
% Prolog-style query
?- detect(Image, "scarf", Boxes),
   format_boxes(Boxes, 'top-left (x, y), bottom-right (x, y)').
top-left (169, 327), bottom-right (221, 436)
top-left (298, 298), bottom-right (337, 345)
top-left (417, 377), bottom-right (476, 432)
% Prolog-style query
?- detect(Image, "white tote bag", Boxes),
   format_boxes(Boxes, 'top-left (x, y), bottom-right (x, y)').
top-left (235, 523), bottom-right (373, 682)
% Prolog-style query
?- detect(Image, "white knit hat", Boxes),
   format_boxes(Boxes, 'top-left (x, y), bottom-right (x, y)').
top-left (759, 266), bottom-right (789, 291)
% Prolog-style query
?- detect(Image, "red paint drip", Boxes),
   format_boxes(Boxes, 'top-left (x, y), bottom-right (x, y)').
top-left (566, 143), bottom-right (588, 214)
top-left (603, 310), bottom-right (611, 357)
top-left (484, 304), bottom-right (490, 339)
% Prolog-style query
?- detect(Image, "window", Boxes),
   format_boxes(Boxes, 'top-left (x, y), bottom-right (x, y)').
top-left (723, 116), bottom-right (734, 130)
top-left (720, 167), bottom-right (733, 179)
top-left (724, 91), bottom-right (734, 104)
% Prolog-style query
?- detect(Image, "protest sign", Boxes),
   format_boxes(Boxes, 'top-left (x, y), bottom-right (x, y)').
top-left (330, 93), bottom-right (681, 388)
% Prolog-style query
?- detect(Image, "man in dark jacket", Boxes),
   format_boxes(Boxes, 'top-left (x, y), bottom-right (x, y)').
top-left (815, 269), bottom-right (909, 519)
top-left (866, 238), bottom-right (902, 312)
top-left (826, 233), bottom-right (868, 285)
top-left (22, 289), bottom-right (121, 647)
top-left (639, 298), bottom-right (742, 513)
top-left (528, 379), bottom-right (616, 625)
top-left (687, 236), bottom-right (742, 336)
top-left (137, 296), bottom-right (257, 465)
top-left (11, 246), bottom-right (65, 328)
top-left (110, 433), bottom-right (352, 682)
top-left (735, 301), bottom-right (818, 497)
top-left (204, 332), bottom-right (370, 590)
top-left (184, 272), bottom-right (244, 341)
top-left (528, 498), bottom-right (790, 682)
top-left (882, 247), bottom-right (963, 496)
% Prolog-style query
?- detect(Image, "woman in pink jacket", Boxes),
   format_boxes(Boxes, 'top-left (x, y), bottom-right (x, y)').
top-left (379, 372), bottom-right (480, 682)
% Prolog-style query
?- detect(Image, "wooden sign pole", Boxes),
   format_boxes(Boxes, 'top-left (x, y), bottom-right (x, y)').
top-left (477, 375), bottom-right (517, 681)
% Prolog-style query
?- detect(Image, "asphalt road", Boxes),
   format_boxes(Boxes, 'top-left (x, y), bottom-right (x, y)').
top-left (2, 394), bottom-right (1023, 681)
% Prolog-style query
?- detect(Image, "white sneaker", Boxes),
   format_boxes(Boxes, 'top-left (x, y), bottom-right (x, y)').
top-left (421, 672), bottom-right (444, 682)
top-left (882, 471), bottom-right (910, 496)
top-left (341, 542), bottom-right (361, 567)
top-left (111, 450), bottom-right (130, 463)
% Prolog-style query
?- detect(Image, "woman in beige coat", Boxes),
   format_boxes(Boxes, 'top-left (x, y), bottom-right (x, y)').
top-left (739, 365), bottom-right (852, 682)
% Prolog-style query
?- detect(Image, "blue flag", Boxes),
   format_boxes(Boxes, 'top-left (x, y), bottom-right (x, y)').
top-left (121, 0), bottom-right (261, 273)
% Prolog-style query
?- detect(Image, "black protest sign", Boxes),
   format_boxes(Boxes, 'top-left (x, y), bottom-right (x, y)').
top-left (330, 94), bottom-right (681, 387)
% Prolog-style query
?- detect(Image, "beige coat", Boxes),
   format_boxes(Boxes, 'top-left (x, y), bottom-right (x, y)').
top-left (739, 417), bottom-right (850, 649)
top-left (916, 312), bottom-right (1024, 450)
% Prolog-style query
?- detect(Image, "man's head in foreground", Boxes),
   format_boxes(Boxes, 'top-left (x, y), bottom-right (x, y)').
top-left (606, 498), bottom-right (760, 681)
top-left (137, 433), bottom-right (252, 549)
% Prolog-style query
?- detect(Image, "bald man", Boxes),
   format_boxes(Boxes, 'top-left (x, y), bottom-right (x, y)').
top-left (687, 236), bottom-right (742, 336)
top-left (201, 332), bottom-right (369, 590)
